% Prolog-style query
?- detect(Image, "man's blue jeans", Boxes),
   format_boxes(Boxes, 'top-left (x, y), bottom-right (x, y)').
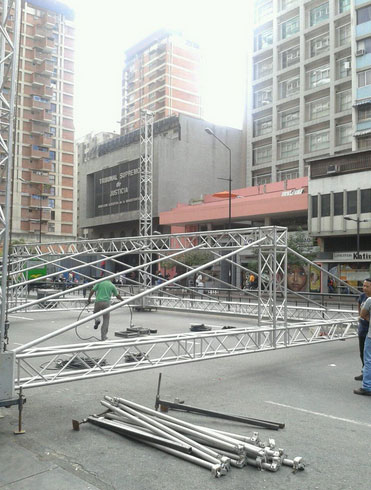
top-left (362, 336), bottom-right (371, 392)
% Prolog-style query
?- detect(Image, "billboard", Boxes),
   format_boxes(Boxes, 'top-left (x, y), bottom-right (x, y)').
top-left (88, 159), bottom-right (140, 218)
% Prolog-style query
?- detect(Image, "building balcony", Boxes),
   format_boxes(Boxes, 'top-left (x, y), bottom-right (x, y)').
top-left (30, 145), bottom-right (50, 159)
top-left (31, 109), bottom-right (52, 123)
top-left (39, 13), bottom-right (57, 29)
top-left (36, 60), bottom-right (54, 76)
top-left (31, 121), bottom-right (49, 134)
top-left (32, 48), bottom-right (53, 63)
top-left (29, 159), bottom-right (53, 172)
top-left (29, 170), bottom-right (50, 184)
top-left (29, 221), bottom-right (49, 233)
top-left (31, 97), bottom-right (51, 111)
top-left (28, 207), bottom-right (51, 220)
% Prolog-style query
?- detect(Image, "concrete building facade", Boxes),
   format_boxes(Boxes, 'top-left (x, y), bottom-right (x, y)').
top-left (247, 0), bottom-right (371, 187)
top-left (78, 114), bottom-right (243, 239)
top-left (0, 0), bottom-right (75, 241)
top-left (121, 29), bottom-right (202, 135)
top-left (308, 150), bottom-right (371, 287)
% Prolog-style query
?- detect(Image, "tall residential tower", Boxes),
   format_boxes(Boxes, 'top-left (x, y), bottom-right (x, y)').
top-left (1, 0), bottom-right (74, 241)
top-left (121, 29), bottom-right (202, 134)
top-left (247, 0), bottom-right (371, 187)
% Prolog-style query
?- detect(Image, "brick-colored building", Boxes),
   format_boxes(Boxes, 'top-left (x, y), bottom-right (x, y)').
top-left (2, 0), bottom-right (75, 241)
top-left (121, 29), bottom-right (202, 134)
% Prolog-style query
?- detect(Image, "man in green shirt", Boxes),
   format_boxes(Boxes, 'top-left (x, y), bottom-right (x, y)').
top-left (87, 278), bottom-right (123, 341)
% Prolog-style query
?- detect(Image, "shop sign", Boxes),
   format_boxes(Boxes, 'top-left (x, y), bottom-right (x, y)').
top-left (281, 188), bottom-right (304, 197)
top-left (333, 251), bottom-right (371, 261)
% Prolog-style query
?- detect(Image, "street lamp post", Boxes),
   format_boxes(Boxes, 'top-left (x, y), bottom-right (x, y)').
top-left (205, 128), bottom-right (232, 229)
top-left (205, 128), bottom-right (233, 294)
top-left (344, 216), bottom-right (369, 263)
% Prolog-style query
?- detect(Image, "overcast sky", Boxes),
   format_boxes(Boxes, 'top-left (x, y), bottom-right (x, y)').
top-left (68, 0), bottom-right (252, 139)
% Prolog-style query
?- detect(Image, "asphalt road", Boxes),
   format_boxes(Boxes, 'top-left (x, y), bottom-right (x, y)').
top-left (1, 308), bottom-right (370, 490)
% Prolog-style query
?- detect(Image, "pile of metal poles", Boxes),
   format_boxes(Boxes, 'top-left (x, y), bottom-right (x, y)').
top-left (81, 396), bottom-right (305, 478)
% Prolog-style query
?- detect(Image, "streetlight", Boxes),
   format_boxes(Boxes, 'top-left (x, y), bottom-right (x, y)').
top-left (344, 216), bottom-right (369, 261)
top-left (205, 128), bottom-right (232, 229)
top-left (205, 128), bottom-right (233, 292)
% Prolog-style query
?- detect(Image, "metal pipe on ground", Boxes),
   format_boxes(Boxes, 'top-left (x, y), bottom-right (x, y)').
top-left (101, 398), bottom-right (230, 470)
top-left (87, 416), bottom-right (193, 454)
top-left (115, 398), bottom-right (244, 455)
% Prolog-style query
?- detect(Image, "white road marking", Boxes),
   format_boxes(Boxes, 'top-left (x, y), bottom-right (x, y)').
top-left (265, 401), bottom-right (371, 428)
top-left (9, 315), bottom-right (34, 320)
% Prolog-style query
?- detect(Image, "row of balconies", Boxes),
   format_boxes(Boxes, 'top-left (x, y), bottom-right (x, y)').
top-left (30, 109), bottom-right (52, 123)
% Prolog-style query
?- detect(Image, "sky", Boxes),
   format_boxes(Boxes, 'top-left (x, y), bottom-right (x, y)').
top-left (68, 0), bottom-right (253, 139)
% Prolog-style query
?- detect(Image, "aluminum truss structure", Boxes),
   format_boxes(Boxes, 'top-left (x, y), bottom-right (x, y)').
top-left (14, 320), bottom-right (356, 390)
top-left (139, 110), bottom-right (154, 288)
top-left (1, 226), bottom-right (358, 392)
top-left (0, 0), bottom-right (21, 352)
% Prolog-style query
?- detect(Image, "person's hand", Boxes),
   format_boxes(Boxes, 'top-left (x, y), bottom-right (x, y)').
top-left (87, 298), bottom-right (91, 304)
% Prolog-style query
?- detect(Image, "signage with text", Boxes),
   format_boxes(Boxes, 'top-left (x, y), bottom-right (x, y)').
top-left (89, 159), bottom-right (140, 217)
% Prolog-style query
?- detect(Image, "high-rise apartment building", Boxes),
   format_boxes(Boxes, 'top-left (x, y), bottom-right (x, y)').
top-left (247, 0), bottom-right (371, 187)
top-left (1, 0), bottom-right (74, 241)
top-left (121, 29), bottom-right (202, 134)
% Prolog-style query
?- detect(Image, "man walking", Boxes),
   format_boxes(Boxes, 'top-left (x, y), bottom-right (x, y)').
top-left (355, 278), bottom-right (371, 381)
top-left (354, 286), bottom-right (371, 396)
top-left (87, 277), bottom-right (123, 341)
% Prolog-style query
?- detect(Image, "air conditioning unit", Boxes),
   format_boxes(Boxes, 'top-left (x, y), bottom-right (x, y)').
top-left (356, 49), bottom-right (365, 57)
top-left (327, 164), bottom-right (339, 174)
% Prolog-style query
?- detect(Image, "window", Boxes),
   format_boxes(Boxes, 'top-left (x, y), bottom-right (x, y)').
top-left (307, 130), bottom-right (330, 152)
top-left (358, 69), bottom-right (371, 88)
top-left (49, 186), bottom-right (55, 196)
top-left (254, 57), bottom-right (273, 79)
top-left (309, 33), bottom-right (329, 57)
top-left (279, 75), bottom-right (300, 98)
top-left (336, 89), bottom-right (351, 112)
top-left (280, 0), bottom-right (299, 10)
top-left (358, 135), bottom-right (371, 149)
top-left (254, 86), bottom-right (272, 108)
top-left (49, 174), bottom-right (55, 184)
top-left (357, 6), bottom-right (371, 25)
top-left (310, 3), bottom-right (329, 27)
top-left (336, 57), bottom-right (351, 79)
top-left (312, 195), bottom-right (318, 217)
top-left (339, 0), bottom-right (350, 14)
top-left (308, 65), bottom-right (330, 88)
top-left (361, 189), bottom-right (371, 213)
top-left (48, 198), bottom-right (55, 208)
top-left (49, 150), bottom-right (56, 160)
top-left (50, 126), bottom-right (56, 135)
top-left (279, 107), bottom-right (299, 128)
top-left (358, 105), bottom-right (371, 121)
top-left (253, 173), bottom-right (272, 185)
top-left (280, 45), bottom-right (300, 69)
top-left (277, 167), bottom-right (299, 180)
top-left (253, 144), bottom-right (272, 165)
top-left (334, 192), bottom-right (343, 215)
top-left (255, 28), bottom-right (273, 51)
top-left (347, 191), bottom-right (357, 214)
top-left (255, 0), bottom-right (273, 23)
top-left (254, 115), bottom-right (272, 136)
top-left (48, 223), bottom-right (55, 232)
top-left (50, 103), bottom-right (57, 112)
top-left (321, 194), bottom-right (330, 217)
top-left (336, 23), bottom-right (350, 47)
top-left (336, 123), bottom-right (352, 145)
top-left (357, 38), bottom-right (371, 54)
top-left (281, 16), bottom-right (299, 39)
top-left (278, 137), bottom-right (299, 159)
top-left (51, 210), bottom-right (55, 220)
top-left (307, 96), bottom-right (330, 120)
